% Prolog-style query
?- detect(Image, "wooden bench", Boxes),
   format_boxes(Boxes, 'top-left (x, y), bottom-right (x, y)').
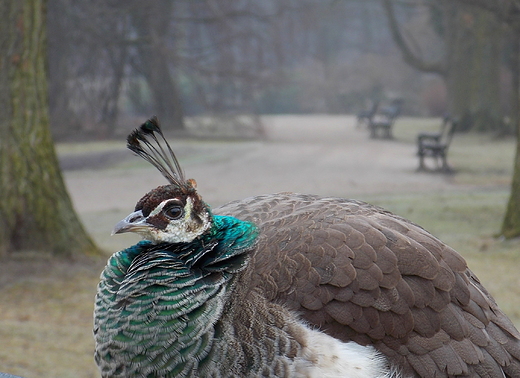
top-left (417, 116), bottom-right (457, 172)
top-left (356, 101), bottom-right (379, 128)
top-left (368, 103), bottom-right (401, 139)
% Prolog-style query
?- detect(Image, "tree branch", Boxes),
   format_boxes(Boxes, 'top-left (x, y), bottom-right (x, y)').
top-left (381, 0), bottom-right (446, 75)
top-left (453, 0), bottom-right (520, 26)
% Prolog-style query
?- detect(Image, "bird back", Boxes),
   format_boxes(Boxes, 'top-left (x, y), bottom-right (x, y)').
top-left (216, 192), bottom-right (520, 377)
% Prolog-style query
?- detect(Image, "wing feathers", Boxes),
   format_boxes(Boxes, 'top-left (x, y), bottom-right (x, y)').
top-left (215, 193), bottom-right (520, 377)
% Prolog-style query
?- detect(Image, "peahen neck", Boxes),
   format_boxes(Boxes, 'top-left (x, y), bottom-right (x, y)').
top-left (94, 215), bottom-right (259, 377)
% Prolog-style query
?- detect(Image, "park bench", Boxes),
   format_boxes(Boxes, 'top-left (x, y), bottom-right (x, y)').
top-left (356, 100), bottom-right (379, 128)
top-left (417, 116), bottom-right (457, 172)
top-left (368, 101), bottom-right (402, 139)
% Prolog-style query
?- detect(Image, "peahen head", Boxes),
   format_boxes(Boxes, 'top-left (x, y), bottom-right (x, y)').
top-left (112, 117), bottom-right (212, 244)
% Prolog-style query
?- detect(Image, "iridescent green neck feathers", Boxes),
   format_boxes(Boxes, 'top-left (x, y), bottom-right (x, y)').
top-left (94, 215), bottom-right (258, 377)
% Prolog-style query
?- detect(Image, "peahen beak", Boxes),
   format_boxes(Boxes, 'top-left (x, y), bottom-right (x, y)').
top-left (112, 210), bottom-right (153, 235)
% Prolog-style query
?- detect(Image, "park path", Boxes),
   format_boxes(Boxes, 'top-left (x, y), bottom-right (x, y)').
top-left (64, 115), bottom-right (456, 215)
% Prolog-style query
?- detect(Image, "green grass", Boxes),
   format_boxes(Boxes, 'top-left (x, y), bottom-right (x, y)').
top-left (0, 256), bottom-right (102, 378)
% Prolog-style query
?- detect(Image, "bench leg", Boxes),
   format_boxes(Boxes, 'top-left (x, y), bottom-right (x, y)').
top-left (417, 147), bottom-right (453, 173)
top-left (369, 125), bottom-right (376, 138)
top-left (417, 152), bottom-right (426, 171)
top-left (384, 127), bottom-right (392, 139)
top-left (440, 153), bottom-right (451, 172)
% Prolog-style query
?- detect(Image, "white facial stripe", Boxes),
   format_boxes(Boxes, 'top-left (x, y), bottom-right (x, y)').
top-left (148, 199), bottom-right (180, 218)
top-left (183, 197), bottom-right (193, 222)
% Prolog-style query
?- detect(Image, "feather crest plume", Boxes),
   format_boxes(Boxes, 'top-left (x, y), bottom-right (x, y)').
top-left (127, 116), bottom-right (187, 187)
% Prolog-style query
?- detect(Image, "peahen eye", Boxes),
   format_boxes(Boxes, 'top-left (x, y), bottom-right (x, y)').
top-left (163, 204), bottom-right (184, 220)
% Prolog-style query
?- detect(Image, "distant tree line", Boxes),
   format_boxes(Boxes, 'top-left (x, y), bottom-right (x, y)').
top-left (46, 0), bottom-right (519, 138)
top-left (45, 0), bottom-right (425, 138)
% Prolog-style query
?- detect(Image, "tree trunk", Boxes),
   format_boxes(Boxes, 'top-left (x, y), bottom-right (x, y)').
top-left (448, 0), bottom-right (520, 238)
top-left (445, 3), bottom-right (503, 131)
top-left (0, 0), bottom-right (99, 257)
top-left (383, 0), bottom-right (503, 131)
top-left (502, 126), bottom-right (520, 239)
top-left (501, 28), bottom-right (520, 238)
top-left (131, 0), bottom-right (185, 131)
top-left (381, 0), bottom-right (446, 75)
top-left (471, 9), bottom-right (502, 132)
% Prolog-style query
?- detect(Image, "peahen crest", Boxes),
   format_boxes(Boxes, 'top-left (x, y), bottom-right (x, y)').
top-left (127, 116), bottom-right (189, 188)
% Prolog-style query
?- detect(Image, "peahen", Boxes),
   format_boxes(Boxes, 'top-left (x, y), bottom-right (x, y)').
top-left (94, 117), bottom-right (520, 377)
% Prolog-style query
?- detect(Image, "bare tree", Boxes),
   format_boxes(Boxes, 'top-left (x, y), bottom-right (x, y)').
top-left (47, 0), bottom-right (130, 138)
top-left (389, 0), bottom-right (520, 238)
top-left (0, 0), bottom-right (99, 256)
top-left (47, 0), bottom-right (402, 134)
top-left (123, 0), bottom-right (185, 130)
top-left (382, 0), bottom-right (504, 132)
top-left (46, 0), bottom-right (451, 136)
top-left (459, 1), bottom-right (520, 238)
top-left (502, 26), bottom-right (520, 238)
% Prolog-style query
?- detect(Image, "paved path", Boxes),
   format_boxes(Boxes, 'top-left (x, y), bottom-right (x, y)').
top-left (64, 115), bottom-right (456, 214)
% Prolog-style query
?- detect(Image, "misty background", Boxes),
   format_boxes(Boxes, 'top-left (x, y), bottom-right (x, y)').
top-left (45, 0), bottom-right (515, 140)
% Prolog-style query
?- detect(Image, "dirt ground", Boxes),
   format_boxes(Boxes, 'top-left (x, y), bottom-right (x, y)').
top-left (64, 115), bottom-right (459, 216)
